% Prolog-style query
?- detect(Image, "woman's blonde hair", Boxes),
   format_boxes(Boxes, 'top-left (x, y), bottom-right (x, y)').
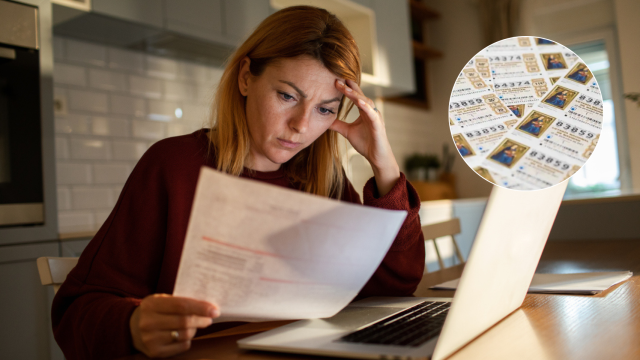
top-left (208, 5), bottom-right (361, 199)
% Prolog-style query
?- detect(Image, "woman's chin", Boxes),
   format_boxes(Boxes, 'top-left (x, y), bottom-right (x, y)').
top-left (268, 148), bottom-right (301, 165)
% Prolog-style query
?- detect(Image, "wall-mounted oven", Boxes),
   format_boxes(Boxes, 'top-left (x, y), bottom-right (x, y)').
top-left (0, 0), bottom-right (57, 244)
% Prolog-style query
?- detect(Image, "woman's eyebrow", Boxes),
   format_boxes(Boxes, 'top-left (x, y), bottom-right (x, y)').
top-left (279, 80), bottom-right (307, 98)
top-left (279, 80), bottom-right (342, 105)
top-left (318, 97), bottom-right (341, 105)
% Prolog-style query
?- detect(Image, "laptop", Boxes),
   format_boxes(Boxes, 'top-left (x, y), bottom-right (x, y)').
top-left (238, 181), bottom-right (568, 360)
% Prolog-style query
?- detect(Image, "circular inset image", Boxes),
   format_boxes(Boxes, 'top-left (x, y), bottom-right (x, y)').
top-left (448, 37), bottom-right (603, 190)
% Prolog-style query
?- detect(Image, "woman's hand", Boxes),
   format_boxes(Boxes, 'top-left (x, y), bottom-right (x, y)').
top-left (330, 79), bottom-right (400, 197)
top-left (129, 294), bottom-right (219, 358)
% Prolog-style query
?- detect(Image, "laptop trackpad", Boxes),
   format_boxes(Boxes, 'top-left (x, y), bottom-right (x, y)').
top-left (311, 306), bottom-right (406, 330)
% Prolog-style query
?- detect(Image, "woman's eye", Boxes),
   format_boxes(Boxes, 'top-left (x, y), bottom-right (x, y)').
top-left (279, 92), bottom-right (294, 101)
top-left (318, 107), bottom-right (335, 116)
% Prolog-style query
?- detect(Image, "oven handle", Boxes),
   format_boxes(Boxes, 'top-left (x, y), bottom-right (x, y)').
top-left (0, 46), bottom-right (16, 60)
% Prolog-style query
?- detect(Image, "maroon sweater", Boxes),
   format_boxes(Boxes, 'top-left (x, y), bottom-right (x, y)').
top-left (52, 129), bottom-right (425, 360)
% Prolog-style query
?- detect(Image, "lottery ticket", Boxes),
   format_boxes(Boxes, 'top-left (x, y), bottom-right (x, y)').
top-left (448, 36), bottom-right (603, 190)
top-left (450, 57), bottom-right (495, 99)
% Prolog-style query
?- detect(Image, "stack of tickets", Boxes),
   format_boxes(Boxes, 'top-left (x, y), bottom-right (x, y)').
top-left (449, 36), bottom-right (603, 190)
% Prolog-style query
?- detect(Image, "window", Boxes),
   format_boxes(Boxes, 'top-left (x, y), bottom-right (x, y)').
top-left (565, 41), bottom-right (621, 197)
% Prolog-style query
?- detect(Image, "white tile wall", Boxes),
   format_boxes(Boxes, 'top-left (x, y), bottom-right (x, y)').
top-left (132, 120), bottom-right (166, 140)
top-left (53, 37), bottom-right (223, 234)
top-left (108, 47), bottom-right (145, 73)
top-left (66, 39), bottom-right (107, 66)
top-left (94, 210), bottom-right (113, 230)
top-left (148, 99), bottom-right (179, 122)
top-left (71, 187), bottom-right (114, 209)
top-left (165, 81), bottom-right (197, 101)
top-left (110, 94), bottom-right (146, 117)
top-left (129, 75), bottom-right (163, 99)
top-left (56, 163), bottom-right (92, 185)
top-left (111, 140), bottom-right (150, 161)
top-left (55, 114), bottom-right (92, 134)
top-left (57, 188), bottom-right (72, 210)
top-left (147, 55), bottom-right (179, 80)
top-left (53, 63), bottom-right (87, 86)
top-left (68, 90), bottom-right (109, 113)
top-left (55, 137), bottom-right (70, 159)
top-left (69, 138), bottom-right (111, 160)
top-left (113, 185), bottom-right (124, 199)
top-left (89, 68), bottom-right (127, 91)
top-left (92, 117), bottom-right (130, 137)
top-left (93, 163), bottom-right (132, 184)
top-left (58, 211), bottom-right (95, 233)
top-left (52, 36), bottom-right (431, 236)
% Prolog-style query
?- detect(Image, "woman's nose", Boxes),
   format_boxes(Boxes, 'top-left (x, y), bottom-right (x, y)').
top-left (289, 108), bottom-right (310, 134)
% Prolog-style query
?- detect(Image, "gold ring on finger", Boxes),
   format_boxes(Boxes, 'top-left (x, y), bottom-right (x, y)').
top-left (170, 330), bottom-right (179, 342)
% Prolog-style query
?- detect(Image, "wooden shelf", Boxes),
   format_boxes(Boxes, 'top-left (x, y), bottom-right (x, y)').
top-left (409, 0), bottom-right (440, 20)
top-left (412, 40), bottom-right (443, 60)
top-left (410, 180), bottom-right (456, 201)
top-left (388, 0), bottom-right (442, 110)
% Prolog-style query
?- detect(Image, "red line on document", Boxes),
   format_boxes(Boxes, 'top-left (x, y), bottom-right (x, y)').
top-left (201, 236), bottom-right (285, 258)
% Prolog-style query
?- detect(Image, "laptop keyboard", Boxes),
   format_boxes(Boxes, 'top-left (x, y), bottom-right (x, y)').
top-left (338, 301), bottom-right (450, 347)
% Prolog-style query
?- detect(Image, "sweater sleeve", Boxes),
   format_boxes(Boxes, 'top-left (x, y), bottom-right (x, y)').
top-left (341, 173), bottom-right (425, 297)
top-left (51, 143), bottom-right (170, 360)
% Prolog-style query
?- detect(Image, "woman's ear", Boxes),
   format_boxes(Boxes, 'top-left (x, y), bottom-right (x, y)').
top-left (238, 57), bottom-right (251, 96)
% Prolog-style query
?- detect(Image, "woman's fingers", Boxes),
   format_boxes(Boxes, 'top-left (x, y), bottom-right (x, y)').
top-left (144, 294), bottom-right (219, 318)
top-left (345, 79), bottom-right (366, 99)
top-left (357, 99), bottom-right (380, 124)
top-left (329, 118), bottom-right (349, 138)
top-left (336, 80), bottom-right (373, 108)
top-left (139, 312), bottom-right (214, 331)
top-left (336, 80), bottom-right (379, 118)
top-left (131, 294), bottom-right (221, 358)
top-left (163, 328), bottom-right (197, 342)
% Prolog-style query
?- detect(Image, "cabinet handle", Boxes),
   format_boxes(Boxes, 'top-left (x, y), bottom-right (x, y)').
top-left (0, 47), bottom-right (16, 60)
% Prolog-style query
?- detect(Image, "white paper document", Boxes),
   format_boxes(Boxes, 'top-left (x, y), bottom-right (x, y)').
top-left (431, 271), bottom-right (633, 295)
top-left (173, 167), bottom-right (408, 322)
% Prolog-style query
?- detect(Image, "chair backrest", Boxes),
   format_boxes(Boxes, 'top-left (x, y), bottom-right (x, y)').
top-left (422, 218), bottom-right (463, 271)
top-left (36, 257), bottom-right (78, 294)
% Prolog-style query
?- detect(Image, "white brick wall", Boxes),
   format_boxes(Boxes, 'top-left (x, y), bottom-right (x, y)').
top-left (52, 37), bottom-right (436, 235)
top-left (53, 37), bottom-right (218, 234)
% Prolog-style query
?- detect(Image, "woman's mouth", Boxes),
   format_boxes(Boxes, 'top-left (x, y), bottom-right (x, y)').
top-left (277, 138), bottom-right (302, 149)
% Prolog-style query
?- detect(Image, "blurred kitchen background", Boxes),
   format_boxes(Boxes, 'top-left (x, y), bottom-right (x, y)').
top-left (1, 0), bottom-right (639, 359)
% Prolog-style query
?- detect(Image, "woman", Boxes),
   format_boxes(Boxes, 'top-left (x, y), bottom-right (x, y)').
top-left (52, 6), bottom-right (425, 360)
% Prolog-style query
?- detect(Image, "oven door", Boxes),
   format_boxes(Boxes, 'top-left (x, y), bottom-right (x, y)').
top-left (0, 0), bottom-right (44, 227)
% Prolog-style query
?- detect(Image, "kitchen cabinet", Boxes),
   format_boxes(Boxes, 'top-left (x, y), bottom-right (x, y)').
top-left (0, 242), bottom-right (64, 360)
top-left (53, 0), bottom-right (273, 60)
top-left (223, 0), bottom-right (273, 44)
top-left (164, 0), bottom-right (271, 46)
top-left (271, 0), bottom-right (414, 97)
top-left (164, 0), bottom-right (227, 45)
top-left (361, 0), bottom-right (415, 97)
top-left (91, 0), bottom-right (164, 28)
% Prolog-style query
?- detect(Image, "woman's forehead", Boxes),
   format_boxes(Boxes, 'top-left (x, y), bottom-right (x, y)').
top-left (267, 56), bottom-right (345, 82)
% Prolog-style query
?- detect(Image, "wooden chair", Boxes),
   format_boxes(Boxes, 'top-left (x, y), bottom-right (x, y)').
top-left (422, 218), bottom-right (464, 271)
top-left (36, 257), bottom-right (78, 294)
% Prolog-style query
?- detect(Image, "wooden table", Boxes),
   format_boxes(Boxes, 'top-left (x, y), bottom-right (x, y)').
top-left (120, 239), bottom-right (640, 360)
